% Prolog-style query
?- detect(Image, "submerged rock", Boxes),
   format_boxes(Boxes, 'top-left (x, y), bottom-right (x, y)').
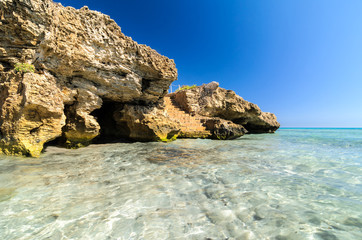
top-left (0, 0), bottom-right (279, 156)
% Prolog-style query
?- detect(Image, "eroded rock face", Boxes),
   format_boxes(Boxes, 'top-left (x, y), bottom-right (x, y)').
top-left (0, 0), bottom-right (177, 102)
top-left (63, 89), bottom-right (102, 148)
top-left (202, 118), bottom-right (247, 140)
top-left (115, 104), bottom-right (181, 142)
top-left (0, 0), bottom-right (178, 156)
top-left (169, 82), bottom-right (280, 133)
top-left (0, 72), bottom-right (65, 157)
top-left (0, 0), bottom-right (280, 157)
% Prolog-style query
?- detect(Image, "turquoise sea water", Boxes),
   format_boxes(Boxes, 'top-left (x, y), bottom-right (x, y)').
top-left (0, 128), bottom-right (361, 239)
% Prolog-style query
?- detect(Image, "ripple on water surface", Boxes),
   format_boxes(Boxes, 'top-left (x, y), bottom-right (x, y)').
top-left (0, 129), bottom-right (361, 239)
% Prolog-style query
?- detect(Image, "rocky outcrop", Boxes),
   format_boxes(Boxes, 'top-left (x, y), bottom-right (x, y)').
top-left (0, 0), bottom-right (279, 157)
top-left (0, 0), bottom-right (176, 102)
top-left (202, 118), bottom-right (247, 140)
top-left (62, 89), bottom-right (102, 148)
top-left (0, 72), bottom-right (65, 157)
top-left (0, 0), bottom-right (177, 156)
top-left (168, 82), bottom-right (280, 133)
top-left (163, 96), bottom-right (248, 140)
top-left (164, 96), bottom-right (211, 139)
top-left (114, 104), bottom-right (181, 142)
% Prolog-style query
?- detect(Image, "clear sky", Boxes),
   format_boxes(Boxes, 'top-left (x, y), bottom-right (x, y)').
top-left (57, 0), bottom-right (362, 127)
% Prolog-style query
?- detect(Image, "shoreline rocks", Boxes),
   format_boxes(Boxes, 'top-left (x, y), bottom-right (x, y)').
top-left (0, 72), bottom-right (65, 157)
top-left (0, 0), bottom-right (279, 157)
top-left (167, 82), bottom-right (280, 134)
top-left (0, 0), bottom-right (177, 156)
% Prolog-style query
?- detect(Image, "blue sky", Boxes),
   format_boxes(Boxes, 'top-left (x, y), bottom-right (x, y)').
top-left (58, 0), bottom-right (362, 127)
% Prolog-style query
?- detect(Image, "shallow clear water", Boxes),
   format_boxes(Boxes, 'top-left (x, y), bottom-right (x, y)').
top-left (0, 129), bottom-right (361, 240)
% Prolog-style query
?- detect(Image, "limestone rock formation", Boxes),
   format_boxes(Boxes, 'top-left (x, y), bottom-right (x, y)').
top-left (168, 82), bottom-right (280, 133)
top-left (0, 0), bottom-right (177, 156)
top-left (114, 104), bottom-right (181, 142)
top-left (0, 0), bottom-right (280, 157)
top-left (163, 96), bottom-right (247, 140)
top-left (164, 96), bottom-right (211, 139)
top-left (202, 118), bottom-right (247, 140)
top-left (62, 89), bottom-right (102, 148)
top-left (0, 72), bottom-right (65, 157)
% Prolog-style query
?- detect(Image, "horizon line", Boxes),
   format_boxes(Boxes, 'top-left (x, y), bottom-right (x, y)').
top-left (280, 127), bottom-right (362, 129)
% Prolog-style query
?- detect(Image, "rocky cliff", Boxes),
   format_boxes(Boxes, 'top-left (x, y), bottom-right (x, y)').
top-left (0, 0), bottom-right (279, 157)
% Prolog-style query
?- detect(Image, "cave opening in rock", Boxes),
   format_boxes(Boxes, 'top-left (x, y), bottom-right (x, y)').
top-left (0, 61), bottom-right (12, 72)
top-left (90, 101), bottom-right (130, 143)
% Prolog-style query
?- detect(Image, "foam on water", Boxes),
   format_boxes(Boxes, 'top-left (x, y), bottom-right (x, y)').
top-left (0, 129), bottom-right (361, 239)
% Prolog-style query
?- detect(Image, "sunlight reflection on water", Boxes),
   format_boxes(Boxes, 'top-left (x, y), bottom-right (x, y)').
top-left (0, 129), bottom-right (361, 239)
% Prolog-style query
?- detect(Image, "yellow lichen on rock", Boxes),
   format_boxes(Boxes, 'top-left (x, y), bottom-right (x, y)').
top-left (62, 89), bottom-right (102, 148)
top-left (115, 104), bottom-right (181, 142)
top-left (0, 72), bottom-right (65, 157)
top-left (0, 0), bottom-right (179, 156)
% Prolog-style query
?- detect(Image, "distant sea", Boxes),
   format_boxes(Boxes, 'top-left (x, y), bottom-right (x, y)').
top-left (0, 128), bottom-right (361, 239)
